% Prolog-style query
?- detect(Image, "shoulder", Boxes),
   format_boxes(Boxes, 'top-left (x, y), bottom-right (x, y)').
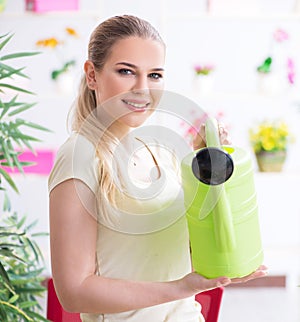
top-left (48, 133), bottom-right (99, 194)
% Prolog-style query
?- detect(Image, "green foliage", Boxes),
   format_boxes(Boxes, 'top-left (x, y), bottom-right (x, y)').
top-left (51, 59), bottom-right (76, 80)
top-left (257, 56), bottom-right (272, 74)
top-left (0, 196), bottom-right (49, 321)
top-left (0, 33), bottom-right (50, 193)
top-left (0, 33), bottom-right (50, 321)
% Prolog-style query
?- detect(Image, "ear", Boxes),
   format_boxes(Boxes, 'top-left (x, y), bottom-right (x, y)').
top-left (84, 60), bottom-right (97, 90)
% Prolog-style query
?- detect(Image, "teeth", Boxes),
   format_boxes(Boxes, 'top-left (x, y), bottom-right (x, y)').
top-left (124, 100), bottom-right (148, 108)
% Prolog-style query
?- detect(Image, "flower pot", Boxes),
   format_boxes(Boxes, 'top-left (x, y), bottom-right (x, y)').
top-left (257, 73), bottom-right (281, 95)
top-left (55, 72), bottom-right (74, 95)
top-left (255, 150), bottom-right (287, 172)
top-left (193, 74), bottom-right (214, 95)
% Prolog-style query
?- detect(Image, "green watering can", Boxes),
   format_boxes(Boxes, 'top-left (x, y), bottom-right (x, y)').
top-left (181, 117), bottom-right (263, 278)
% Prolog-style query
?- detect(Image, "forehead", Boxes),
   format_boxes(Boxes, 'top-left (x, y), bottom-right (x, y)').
top-left (106, 36), bottom-right (165, 67)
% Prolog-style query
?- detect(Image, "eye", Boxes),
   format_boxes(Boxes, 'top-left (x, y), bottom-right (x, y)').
top-left (149, 72), bottom-right (163, 80)
top-left (118, 68), bottom-right (134, 76)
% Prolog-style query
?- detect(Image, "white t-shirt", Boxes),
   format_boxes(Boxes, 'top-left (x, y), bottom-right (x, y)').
top-left (48, 133), bottom-right (204, 322)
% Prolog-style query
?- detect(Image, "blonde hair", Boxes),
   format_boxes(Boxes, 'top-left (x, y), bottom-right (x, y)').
top-left (70, 15), bottom-right (165, 205)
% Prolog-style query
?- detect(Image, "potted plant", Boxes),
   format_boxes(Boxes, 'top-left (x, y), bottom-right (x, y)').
top-left (0, 32), bottom-right (50, 321)
top-left (249, 119), bottom-right (291, 172)
top-left (35, 27), bottom-right (79, 95)
top-left (193, 63), bottom-right (215, 95)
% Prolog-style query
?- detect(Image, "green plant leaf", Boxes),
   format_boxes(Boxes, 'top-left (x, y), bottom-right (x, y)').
top-left (19, 120), bottom-right (51, 132)
top-left (1, 52), bottom-right (40, 61)
top-left (18, 300), bottom-right (38, 309)
top-left (23, 309), bottom-right (50, 322)
top-left (0, 139), bottom-right (13, 168)
top-left (0, 62), bottom-right (28, 79)
top-left (23, 237), bottom-right (39, 263)
top-left (0, 261), bottom-right (11, 286)
top-left (0, 243), bottom-right (24, 248)
top-left (0, 248), bottom-right (25, 263)
top-left (0, 168), bottom-right (18, 193)
top-left (3, 193), bottom-right (11, 211)
top-left (0, 34), bottom-right (13, 51)
top-left (12, 153), bottom-right (25, 174)
top-left (8, 294), bottom-right (19, 304)
top-left (0, 300), bottom-right (34, 321)
top-left (0, 83), bottom-right (35, 95)
top-left (8, 103), bottom-right (36, 117)
top-left (16, 215), bottom-right (27, 230)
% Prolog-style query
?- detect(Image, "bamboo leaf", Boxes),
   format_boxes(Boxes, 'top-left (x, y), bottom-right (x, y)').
top-left (0, 232), bottom-right (25, 237)
top-left (16, 216), bottom-right (27, 230)
top-left (17, 120), bottom-right (51, 132)
top-left (0, 261), bottom-right (11, 286)
top-left (24, 219), bottom-right (38, 231)
top-left (12, 153), bottom-right (24, 174)
top-left (23, 237), bottom-right (39, 262)
top-left (8, 294), bottom-right (19, 304)
top-left (0, 83), bottom-right (35, 95)
top-left (23, 309), bottom-right (50, 322)
top-left (0, 66), bottom-right (26, 81)
top-left (0, 62), bottom-right (28, 78)
top-left (0, 33), bottom-right (13, 51)
top-left (9, 268), bottom-right (44, 281)
top-left (0, 300), bottom-right (34, 321)
top-left (0, 168), bottom-right (18, 193)
top-left (1, 52), bottom-right (40, 61)
top-left (3, 194), bottom-right (11, 211)
top-left (0, 248), bottom-right (25, 262)
top-left (0, 139), bottom-right (13, 168)
top-left (18, 300), bottom-right (38, 309)
top-left (0, 243), bottom-right (24, 248)
top-left (8, 103), bottom-right (36, 116)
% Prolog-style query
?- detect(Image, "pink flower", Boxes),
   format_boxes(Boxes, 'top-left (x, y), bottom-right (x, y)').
top-left (273, 29), bottom-right (289, 42)
top-left (287, 58), bottom-right (295, 84)
top-left (194, 64), bottom-right (214, 75)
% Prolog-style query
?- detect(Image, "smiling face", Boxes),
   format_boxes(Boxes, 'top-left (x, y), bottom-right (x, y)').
top-left (84, 36), bottom-right (165, 138)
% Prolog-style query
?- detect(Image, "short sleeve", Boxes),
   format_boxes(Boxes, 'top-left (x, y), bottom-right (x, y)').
top-left (48, 133), bottom-right (99, 194)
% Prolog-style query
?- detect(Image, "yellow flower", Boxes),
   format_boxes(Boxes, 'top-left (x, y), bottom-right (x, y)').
top-left (249, 120), bottom-right (291, 153)
top-left (65, 27), bottom-right (79, 37)
top-left (36, 37), bottom-right (62, 48)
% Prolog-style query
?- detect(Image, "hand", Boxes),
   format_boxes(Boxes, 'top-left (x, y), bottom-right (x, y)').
top-left (179, 265), bottom-right (268, 295)
top-left (193, 122), bottom-right (232, 150)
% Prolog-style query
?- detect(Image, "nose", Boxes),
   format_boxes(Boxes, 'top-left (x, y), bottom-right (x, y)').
top-left (132, 74), bottom-right (150, 95)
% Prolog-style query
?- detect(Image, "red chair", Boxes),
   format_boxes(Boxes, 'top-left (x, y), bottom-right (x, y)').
top-left (47, 278), bottom-right (81, 322)
top-left (195, 287), bottom-right (224, 322)
top-left (47, 278), bottom-right (223, 322)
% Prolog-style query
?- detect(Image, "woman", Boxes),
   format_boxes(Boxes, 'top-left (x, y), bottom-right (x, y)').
top-left (48, 15), bottom-right (267, 321)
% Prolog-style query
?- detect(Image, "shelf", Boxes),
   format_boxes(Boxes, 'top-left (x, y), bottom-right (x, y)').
top-left (186, 90), bottom-right (300, 105)
top-left (164, 12), bottom-right (300, 21)
top-left (0, 10), bottom-right (99, 19)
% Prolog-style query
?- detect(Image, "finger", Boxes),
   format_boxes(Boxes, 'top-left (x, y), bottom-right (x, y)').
top-left (189, 272), bottom-right (231, 292)
top-left (201, 276), bottom-right (232, 290)
top-left (231, 266), bottom-right (268, 284)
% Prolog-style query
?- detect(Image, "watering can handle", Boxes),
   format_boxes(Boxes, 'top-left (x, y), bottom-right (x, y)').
top-left (204, 117), bottom-right (236, 252)
top-left (205, 116), bottom-right (221, 148)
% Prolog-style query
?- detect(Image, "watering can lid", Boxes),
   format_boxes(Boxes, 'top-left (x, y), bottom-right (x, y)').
top-left (191, 117), bottom-right (234, 185)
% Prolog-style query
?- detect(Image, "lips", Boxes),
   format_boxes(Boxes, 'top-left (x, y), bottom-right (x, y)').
top-left (122, 99), bottom-right (151, 112)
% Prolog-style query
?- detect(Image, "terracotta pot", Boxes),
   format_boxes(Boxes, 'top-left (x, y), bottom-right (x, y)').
top-left (255, 150), bottom-right (287, 172)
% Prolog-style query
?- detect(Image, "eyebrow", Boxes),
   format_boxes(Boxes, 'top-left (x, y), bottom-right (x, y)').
top-left (116, 62), bottom-right (164, 72)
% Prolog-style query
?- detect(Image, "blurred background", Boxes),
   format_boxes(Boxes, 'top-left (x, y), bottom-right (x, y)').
top-left (0, 0), bottom-right (300, 321)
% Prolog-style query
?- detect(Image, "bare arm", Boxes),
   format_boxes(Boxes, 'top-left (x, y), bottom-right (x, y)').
top-left (49, 179), bottom-right (267, 314)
